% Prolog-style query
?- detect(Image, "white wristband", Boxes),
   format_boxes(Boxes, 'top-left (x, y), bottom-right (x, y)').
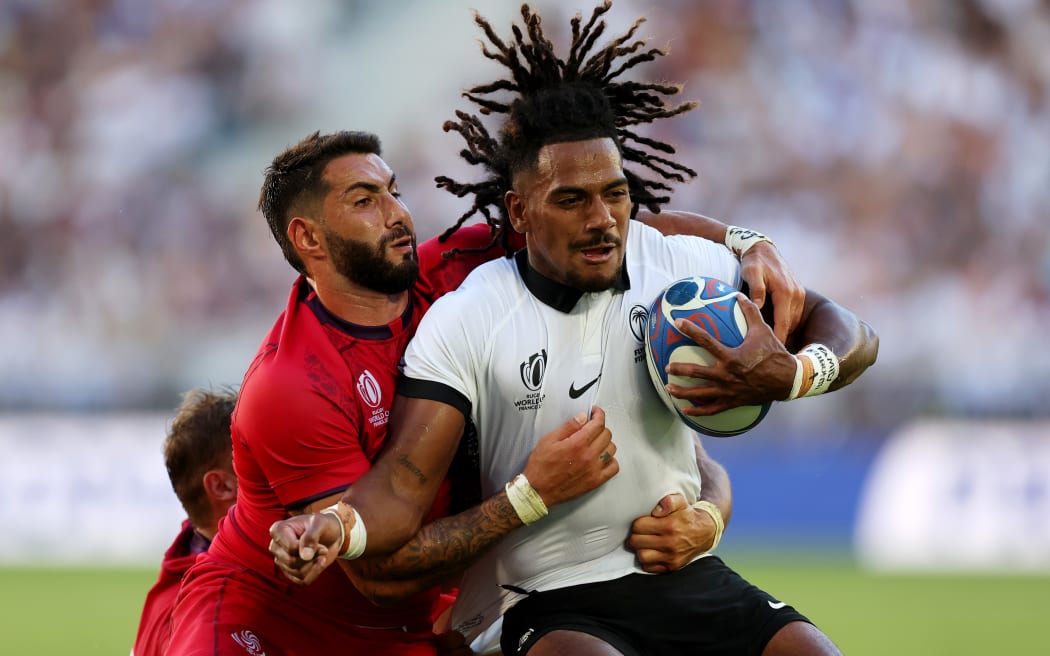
top-left (505, 474), bottom-right (549, 525)
top-left (724, 225), bottom-right (776, 258)
top-left (692, 500), bottom-right (725, 553)
top-left (786, 343), bottom-right (840, 400)
top-left (320, 502), bottom-right (368, 560)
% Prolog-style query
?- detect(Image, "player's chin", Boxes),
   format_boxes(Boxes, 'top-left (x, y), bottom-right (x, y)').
top-left (387, 247), bottom-right (417, 264)
top-left (572, 267), bottom-right (619, 292)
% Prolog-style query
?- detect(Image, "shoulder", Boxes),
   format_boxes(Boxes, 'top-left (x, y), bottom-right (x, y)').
top-left (237, 324), bottom-right (349, 441)
top-left (628, 219), bottom-right (722, 254)
top-left (411, 260), bottom-right (518, 360)
top-left (417, 224), bottom-right (510, 301)
top-left (628, 219), bottom-right (739, 281)
top-left (427, 257), bottom-right (517, 318)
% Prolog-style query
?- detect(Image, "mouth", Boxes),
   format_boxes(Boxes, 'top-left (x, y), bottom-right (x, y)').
top-left (579, 244), bottom-right (616, 263)
top-left (386, 231), bottom-right (415, 253)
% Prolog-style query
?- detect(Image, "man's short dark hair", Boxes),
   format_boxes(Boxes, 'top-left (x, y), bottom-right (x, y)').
top-left (164, 387), bottom-right (237, 527)
top-left (258, 131), bottom-right (382, 274)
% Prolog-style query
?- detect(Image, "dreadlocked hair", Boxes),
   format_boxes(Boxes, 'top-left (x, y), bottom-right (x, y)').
top-left (436, 0), bottom-right (698, 259)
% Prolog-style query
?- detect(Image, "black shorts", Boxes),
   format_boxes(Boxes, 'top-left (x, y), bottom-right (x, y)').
top-left (500, 556), bottom-right (811, 656)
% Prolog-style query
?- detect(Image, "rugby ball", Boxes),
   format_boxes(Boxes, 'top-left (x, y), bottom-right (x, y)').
top-left (644, 276), bottom-right (771, 437)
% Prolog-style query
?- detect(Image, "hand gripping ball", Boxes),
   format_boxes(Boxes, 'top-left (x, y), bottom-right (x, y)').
top-left (644, 276), bottom-right (772, 437)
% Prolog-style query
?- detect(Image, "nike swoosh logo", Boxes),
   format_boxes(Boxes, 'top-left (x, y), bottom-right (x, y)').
top-left (768, 601), bottom-right (787, 610)
top-left (568, 375), bottom-right (601, 399)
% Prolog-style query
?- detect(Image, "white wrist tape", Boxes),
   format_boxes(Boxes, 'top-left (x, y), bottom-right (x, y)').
top-left (505, 474), bottom-right (549, 525)
top-left (724, 226), bottom-right (776, 258)
top-left (786, 343), bottom-right (840, 400)
top-left (320, 502), bottom-right (368, 560)
top-left (692, 500), bottom-right (725, 552)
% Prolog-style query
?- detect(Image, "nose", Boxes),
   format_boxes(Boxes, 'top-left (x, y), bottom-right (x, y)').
top-left (385, 191), bottom-right (413, 229)
top-left (584, 199), bottom-right (617, 232)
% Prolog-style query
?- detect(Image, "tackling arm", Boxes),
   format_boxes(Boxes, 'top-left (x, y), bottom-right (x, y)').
top-left (667, 289), bottom-right (878, 414)
top-left (270, 403), bottom-right (619, 586)
top-left (627, 435), bottom-right (733, 573)
top-left (338, 488), bottom-right (522, 607)
top-left (346, 397), bottom-right (469, 556)
top-left (636, 209), bottom-right (804, 343)
top-left (784, 288), bottom-right (879, 392)
top-left (694, 436), bottom-right (732, 526)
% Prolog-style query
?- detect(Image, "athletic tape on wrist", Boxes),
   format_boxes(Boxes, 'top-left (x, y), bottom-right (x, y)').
top-left (505, 474), bottom-right (549, 525)
top-left (692, 500), bottom-right (725, 553)
top-left (787, 343), bottom-right (840, 400)
top-left (320, 502), bottom-right (368, 560)
top-left (724, 226), bottom-right (776, 258)
top-left (318, 506), bottom-right (345, 558)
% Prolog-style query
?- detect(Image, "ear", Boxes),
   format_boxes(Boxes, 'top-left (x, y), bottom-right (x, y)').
top-left (505, 190), bottom-right (528, 234)
top-left (203, 468), bottom-right (238, 507)
top-left (288, 216), bottom-right (324, 266)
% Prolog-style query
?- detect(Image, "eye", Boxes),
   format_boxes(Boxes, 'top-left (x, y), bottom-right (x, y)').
top-left (354, 196), bottom-right (374, 208)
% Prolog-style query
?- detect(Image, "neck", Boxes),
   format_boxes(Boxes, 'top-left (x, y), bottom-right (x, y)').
top-left (308, 276), bottom-right (409, 326)
top-left (196, 524), bottom-right (218, 541)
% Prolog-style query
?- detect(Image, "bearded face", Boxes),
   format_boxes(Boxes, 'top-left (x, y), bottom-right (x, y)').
top-left (325, 224), bottom-right (419, 295)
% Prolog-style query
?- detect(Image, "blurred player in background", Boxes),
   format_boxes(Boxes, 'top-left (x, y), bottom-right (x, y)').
top-left (269, 3), bottom-right (878, 655)
top-left (131, 387), bottom-right (238, 656)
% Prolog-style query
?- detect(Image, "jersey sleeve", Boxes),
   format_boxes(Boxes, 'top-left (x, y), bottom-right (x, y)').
top-left (236, 361), bottom-right (371, 509)
top-left (639, 221), bottom-right (742, 289)
top-left (416, 224), bottom-right (523, 302)
top-left (398, 288), bottom-right (481, 420)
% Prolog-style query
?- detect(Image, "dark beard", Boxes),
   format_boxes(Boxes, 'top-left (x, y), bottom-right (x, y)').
top-left (326, 227), bottom-right (419, 294)
top-left (565, 268), bottom-right (620, 293)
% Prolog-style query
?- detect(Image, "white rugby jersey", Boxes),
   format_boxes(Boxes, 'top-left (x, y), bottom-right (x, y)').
top-left (400, 220), bottom-right (740, 643)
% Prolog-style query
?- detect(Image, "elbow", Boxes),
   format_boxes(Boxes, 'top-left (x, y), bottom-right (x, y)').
top-left (839, 321), bottom-right (879, 387)
top-left (360, 583), bottom-right (415, 608)
top-left (338, 561), bottom-right (418, 608)
top-left (860, 320), bottom-right (879, 370)
top-left (369, 589), bottom-right (409, 608)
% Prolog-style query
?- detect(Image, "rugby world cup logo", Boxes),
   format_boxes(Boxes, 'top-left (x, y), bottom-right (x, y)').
top-left (356, 370), bottom-right (383, 408)
top-left (519, 350), bottom-right (547, 391)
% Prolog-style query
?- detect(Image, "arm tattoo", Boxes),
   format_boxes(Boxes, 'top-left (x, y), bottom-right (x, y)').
top-left (397, 454), bottom-right (427, 484)
top-left (350, 490), bottom-right (520, 586)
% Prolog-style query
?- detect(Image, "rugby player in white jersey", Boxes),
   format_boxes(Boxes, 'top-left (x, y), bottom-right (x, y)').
top-left (270, 3), bottom-right (878, 655)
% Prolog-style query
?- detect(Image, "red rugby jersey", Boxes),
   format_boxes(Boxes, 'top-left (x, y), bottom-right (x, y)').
top-left (200, 224), bottom-right (506, 634)
top-left (132, 520), bottom-right (206, 656)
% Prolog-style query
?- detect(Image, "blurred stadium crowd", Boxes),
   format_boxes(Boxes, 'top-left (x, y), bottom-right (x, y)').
top-left (1, 0), bottom-right (1047, 433)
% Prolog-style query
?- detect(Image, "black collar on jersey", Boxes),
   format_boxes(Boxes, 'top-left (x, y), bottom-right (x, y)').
top-left (514, 248), bottom-right (631, 313)
top-left (299, 278), bottom-right (414, 339)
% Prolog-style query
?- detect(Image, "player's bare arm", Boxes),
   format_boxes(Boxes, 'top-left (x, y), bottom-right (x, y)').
top-left (636, 209), bottom-right (805, 342)
top-left (666, 288), bottom-right (878, 415)
top-left (339, 489), bottom-right (521, 607)
top-left (627, 435), bottom-right (732, 573)
top-left (270, 405), bottom-right (619, 585)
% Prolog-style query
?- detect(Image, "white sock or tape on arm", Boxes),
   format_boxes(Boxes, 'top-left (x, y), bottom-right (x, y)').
top-left (692, 500), bottom-right (725, 552)
top-left (505, 474), bottom-right (549, 525)
top-left (320, 501), bottom-right (368, 560)
top-left (724, 226), bottom-right (776, 258)
top-left (786, 343), bottom-right (840, 400)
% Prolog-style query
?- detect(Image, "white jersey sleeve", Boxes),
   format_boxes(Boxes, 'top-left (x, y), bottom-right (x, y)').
top-left (402, 258), bottom-right (519, 415)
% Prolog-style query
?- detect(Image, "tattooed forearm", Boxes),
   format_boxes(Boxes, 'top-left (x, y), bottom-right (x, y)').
top-left (342, 490), bottom-right (522, 604)
top-left (397, 454), bottom-right (427, 484)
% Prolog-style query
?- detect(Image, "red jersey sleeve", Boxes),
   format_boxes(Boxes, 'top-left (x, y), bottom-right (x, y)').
top-left (417, 223), bottom-right (524, 302)
top-left (234, 318), bottom-right (373, 509)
